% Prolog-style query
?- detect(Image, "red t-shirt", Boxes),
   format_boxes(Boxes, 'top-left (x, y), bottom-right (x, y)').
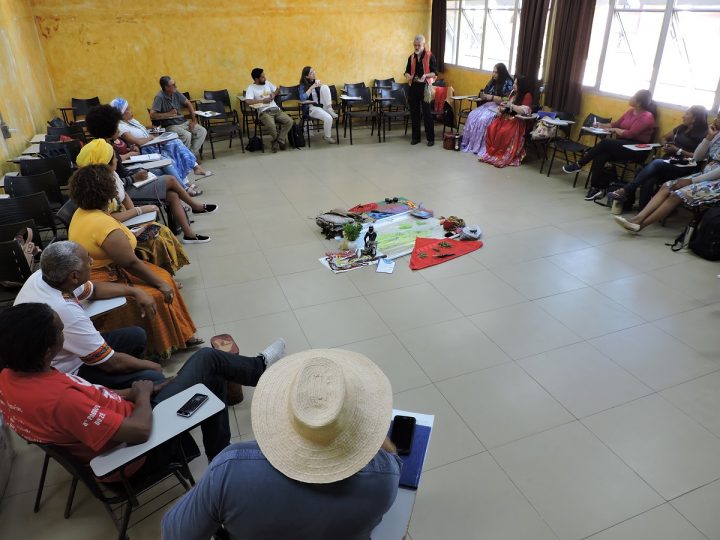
top-left (0, 368), bottom-right (132, 465)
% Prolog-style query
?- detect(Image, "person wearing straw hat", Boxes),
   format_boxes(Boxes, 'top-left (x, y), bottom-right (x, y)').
top-left (161, 349), bottom-right (402, 540)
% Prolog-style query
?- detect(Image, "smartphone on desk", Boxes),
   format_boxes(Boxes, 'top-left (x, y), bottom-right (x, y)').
top-left (390, 415), bottom-right (416, 456)
top-left (177, 393), bottom-right (209, 418)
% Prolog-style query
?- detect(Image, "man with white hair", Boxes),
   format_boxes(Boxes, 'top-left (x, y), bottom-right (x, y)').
top-left (13, 241), bottom-right (166, 389)
top-left (161, 348), bottom-right (402, 540)
top-left (404, 34), bottom-right (438, 146)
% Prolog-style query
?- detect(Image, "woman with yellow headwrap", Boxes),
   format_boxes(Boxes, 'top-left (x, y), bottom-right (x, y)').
top-left (75, 138), bottom-right (189, 275)
top-left (69, 141), bottom-right (203, 360)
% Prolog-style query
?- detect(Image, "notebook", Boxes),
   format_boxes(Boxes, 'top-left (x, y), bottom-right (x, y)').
top-left (388, 409), bottom-right (434, 490)
top-left (132, 172), bottom-right (157, 188)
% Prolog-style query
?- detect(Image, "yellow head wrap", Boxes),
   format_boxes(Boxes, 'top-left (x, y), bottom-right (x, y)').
top-left (75, 138), bottom-right (115, 167)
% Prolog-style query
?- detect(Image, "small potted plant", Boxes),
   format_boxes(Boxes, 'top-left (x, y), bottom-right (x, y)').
top-left (340, 222), bottom-right (363, 251)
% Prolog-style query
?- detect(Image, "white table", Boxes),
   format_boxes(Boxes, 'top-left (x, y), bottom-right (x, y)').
top-left (21, 144), bottom-right (40, 155)
top-left (29, 134), bottom-right (46, 143)
top-left (90, 383), bottom-right (224, 477)
top-left (122, 210), bottom-right (158, 227)
top-left (370, 408), bottom-right (434, 540)
top-left (542, 117), bottom-right (575, 126)
top-left (623, 143), bottom-right (661, 151)
top-left (582, 126), bottom-right (610, 135)
top-left (83, 296), bottom-right (127, 318)
top-left (125, 159), bottom-right (172, 171)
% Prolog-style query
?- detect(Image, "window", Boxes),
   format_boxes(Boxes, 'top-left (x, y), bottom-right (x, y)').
top-left (445, 0), bottom-right (523, 73)
top-left (583, 0), bottom-right (720, 110)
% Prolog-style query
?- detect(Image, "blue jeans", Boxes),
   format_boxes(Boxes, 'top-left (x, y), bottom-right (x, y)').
top-left (621, 158), bottom-right (691, 210)
top-left (77, 327), bottom-right (165, 389)
top-left (153, 347), bottom-right (266, 460)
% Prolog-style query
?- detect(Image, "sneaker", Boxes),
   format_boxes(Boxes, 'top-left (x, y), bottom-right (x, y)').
top-left (182, 234), bottom-right (211, 244)
top-left (193, 204), bottom-right (219, 214)
top-left (411, 140), bottom-right (420, 145)
top-left (323, 136), bottom-right (336, 144)
top-left (427, 141), bottom-right (435, 147)
top-left (259, 338), bottom-right (286, 369)
top-left (271, 142), bottom-right (279, 153)
top-left (563, 163), bottom-right (582, 174)
top-left (584, 188), bottom-right (605, 201)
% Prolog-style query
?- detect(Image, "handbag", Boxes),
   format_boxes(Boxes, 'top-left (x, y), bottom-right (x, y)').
top-left (530, 119), bottom-right (557, 141)
top-left (443, 133), bottom-right (456, 150)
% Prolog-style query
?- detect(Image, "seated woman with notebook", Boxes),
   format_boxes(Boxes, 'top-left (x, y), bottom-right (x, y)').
top-left (68, 162), bottom-right (206, 360)
top-left (608, 105), bottom-right (708, 210)
top-left (477, 75), bottom-right (534, 168)
top-left (110, 98), bottom-right (213, 186)
top-left (614, 115), bottom-right (720, 233)
top-left (562, 89), bottom-right (657, 201)
top-left (76, 138), bottom-right (216, 246)
top-left (460, 63), bottom-right (513, 155)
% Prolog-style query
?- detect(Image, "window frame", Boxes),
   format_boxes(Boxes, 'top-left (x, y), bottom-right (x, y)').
top-left (583, 0), bottom-right (720, 113)
top-left (445, 0), bottom-right (524, 74)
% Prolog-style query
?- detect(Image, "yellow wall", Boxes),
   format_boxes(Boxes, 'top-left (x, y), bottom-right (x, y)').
top-left (0, 0), bottom-right (56, 174)
top-left (443, 66), bottom-right (688, 139)
top-left (30, 0), bottom-right (431, 124)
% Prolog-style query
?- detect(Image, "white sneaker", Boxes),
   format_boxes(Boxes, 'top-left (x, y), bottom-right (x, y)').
top-left (324, 136), bottom-right (337, 144)
top-left (260, 338), bottom-right (286, 369)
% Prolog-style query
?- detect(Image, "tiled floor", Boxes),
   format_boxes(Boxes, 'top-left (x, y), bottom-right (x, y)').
top-left (2, 128), bottom-right (720, 539)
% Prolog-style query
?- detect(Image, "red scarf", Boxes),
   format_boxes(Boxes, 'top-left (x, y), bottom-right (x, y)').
top-left (410, 49), bottom-right (436, 85)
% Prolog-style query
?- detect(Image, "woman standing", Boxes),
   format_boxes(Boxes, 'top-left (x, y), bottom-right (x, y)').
top-left (298, 67), bottom-right (337, 144)
top-left (563, 89), bottom-right (657, 201)
top-left (461, 63), bottom-right (513, 155)
top-left (477, 75), bottom-right (534, 168)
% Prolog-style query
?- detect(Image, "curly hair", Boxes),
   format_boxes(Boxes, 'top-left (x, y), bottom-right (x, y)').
top-left (85, 104), bottom-right (122, 139)
top-left (69, 164), bottom-right (117, 210)
top-left (0, 303), bottom-right (61, 372)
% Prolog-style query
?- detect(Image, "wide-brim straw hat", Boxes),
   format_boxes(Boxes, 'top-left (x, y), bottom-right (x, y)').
top-left (251, 348), bottom-right (392, 484)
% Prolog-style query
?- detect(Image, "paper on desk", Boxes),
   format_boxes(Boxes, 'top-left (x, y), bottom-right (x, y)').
top-left (141, 132), bottom-right (178, 146)
top-left (125, 153), bottom-right (162, 163)
top-left (376, 258), bottom-right (395, 274)
top-left (195, 110), bottom-right (221, 117)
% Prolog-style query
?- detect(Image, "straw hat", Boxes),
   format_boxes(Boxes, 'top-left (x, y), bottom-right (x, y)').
top-left (251, 348), bottom-right (392, 484)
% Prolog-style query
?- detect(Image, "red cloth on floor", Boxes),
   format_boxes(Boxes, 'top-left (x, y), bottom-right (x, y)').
top-left (348, 203), bottom-right (378, 213)
top-left (409, 237), bottom-right (482, 270)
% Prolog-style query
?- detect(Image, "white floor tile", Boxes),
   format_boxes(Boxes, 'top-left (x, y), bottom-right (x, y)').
top-left (586, 504), bottom-right (705, 540)
top-left (492, 422), bottom-right (663, 540)
top-left (492, 258), bottom-right (587, 300)
top-left (672, 479), bottom-right (720, 539)
top-left (431, 269), bottom-right (526, 315)
top-left (583, 394), bottom-right (720, 500)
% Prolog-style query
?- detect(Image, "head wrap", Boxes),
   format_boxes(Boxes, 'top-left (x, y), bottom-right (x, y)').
top-left (110, 97), bottom-right (129, 114)
top-left (76, 138), bottom-right (115, 167)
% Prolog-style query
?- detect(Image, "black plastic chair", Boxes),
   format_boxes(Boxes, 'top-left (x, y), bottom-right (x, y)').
top-left (46, 125), bottom-right (87, 143)
top-left (32, 442), bottom-right (193, 540)
top-left (39, 139), bottom-right (83, 163)
top-left (0, 219), bottom-right (42, 248)
top-left (544, 113), bottom-right (593, 186)
top-left (0, 192), bottom-right (60, 239)
top-left (374, 78), bottom-right (395, 88)
top-left (203, 89), bottom-right (233, 112)
top-left (380, 88), bottom-right (410, 142)
top-left (276, 85), bottom-right (302, 121)
top-left (578, 112), bottom-right (613, 145)
top-left (56, 200), bottom-right (78, 229)
top-left (20, 154), bottom-right (74, 188)
top-left (71, 96), bottom-right (100, 124)
top-left (5, 171), bottom-right (65, 210)
top-left (0, 239), bottom-right (33, 305)
top-left (198, 101), bottom-right (244, 159)
top-left (343, 87), bottom-right (378, 145)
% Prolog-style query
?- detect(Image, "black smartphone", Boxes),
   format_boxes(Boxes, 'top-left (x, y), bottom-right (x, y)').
top-left (390, 415), bottom-right (416, 456)
top-left (177, 393), bottom-right (209, 418)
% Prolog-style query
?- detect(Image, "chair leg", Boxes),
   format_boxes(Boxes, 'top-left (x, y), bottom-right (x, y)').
top-left (117, 503), bottom-right (132, 540)
top-left (33, 454), bottom-right (51, 513)
top-left (64, 477), bottom-right (78, 519)
top-left (546, 148), bottom-right (558, 178)
top-left (349, 116), bottom-right (353, 145)
top-left (210, 136), bottom-right (216, 159)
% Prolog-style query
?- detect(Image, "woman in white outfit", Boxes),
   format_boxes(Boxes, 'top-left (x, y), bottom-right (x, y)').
top-left (298, 66), bottom-right (338, 144)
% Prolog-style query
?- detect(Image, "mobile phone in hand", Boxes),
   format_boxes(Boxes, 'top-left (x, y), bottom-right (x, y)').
top-left (177, 393), bottom-right (209, 418)
top-left (390, 415), bottom-right (416, 456)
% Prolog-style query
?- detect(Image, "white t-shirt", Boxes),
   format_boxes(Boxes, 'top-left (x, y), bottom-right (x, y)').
top-left (118, 119), bottom-right (150, 140)
top-left (245, 82), bottom-right (279, 113)
top-left (14, 272), bottom-right (114, 374)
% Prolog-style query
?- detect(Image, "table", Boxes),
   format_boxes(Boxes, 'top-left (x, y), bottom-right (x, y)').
top-left (542, 117), bottom-right (574, 126)
top-left (125, 158), bottom-right (172, 171)
top-left (29, 134), bottom-right (46, 143)
top-left (623, 143), bottom-right (661, 151)
top-left (90, 383), bottom-right (224, 477)
top-left (21, 144), bottom-right (40, 155)
top-left (122, 210), bottom-right (158, 227)
top-left (83, 296), bottom-right (127, 319)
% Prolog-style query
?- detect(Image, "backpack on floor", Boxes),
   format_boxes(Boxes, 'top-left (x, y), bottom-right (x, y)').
top-left (245, 137), bottom-right (264, 152)
top-left (287, 123), bottom-right (305, 149)
top-left (689, 207), bottom-right (720, 261)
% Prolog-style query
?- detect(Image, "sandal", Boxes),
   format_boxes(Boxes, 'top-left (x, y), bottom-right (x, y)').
top-left (607, 190), bottom-right (626, 202)
top-left (195, 170), bottom-right (214, 179)
top-left (192, 203), bottom-right (218, 214)
top-left (186, 336), bottom-right (205, 347)
top-left (186, 184), bottom-right (204, 197)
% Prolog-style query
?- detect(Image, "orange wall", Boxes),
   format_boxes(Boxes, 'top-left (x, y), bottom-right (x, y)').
top-left (0, 0), bottom-right (56, 174)
top-left (30, 0), bottom-right (431, 124)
